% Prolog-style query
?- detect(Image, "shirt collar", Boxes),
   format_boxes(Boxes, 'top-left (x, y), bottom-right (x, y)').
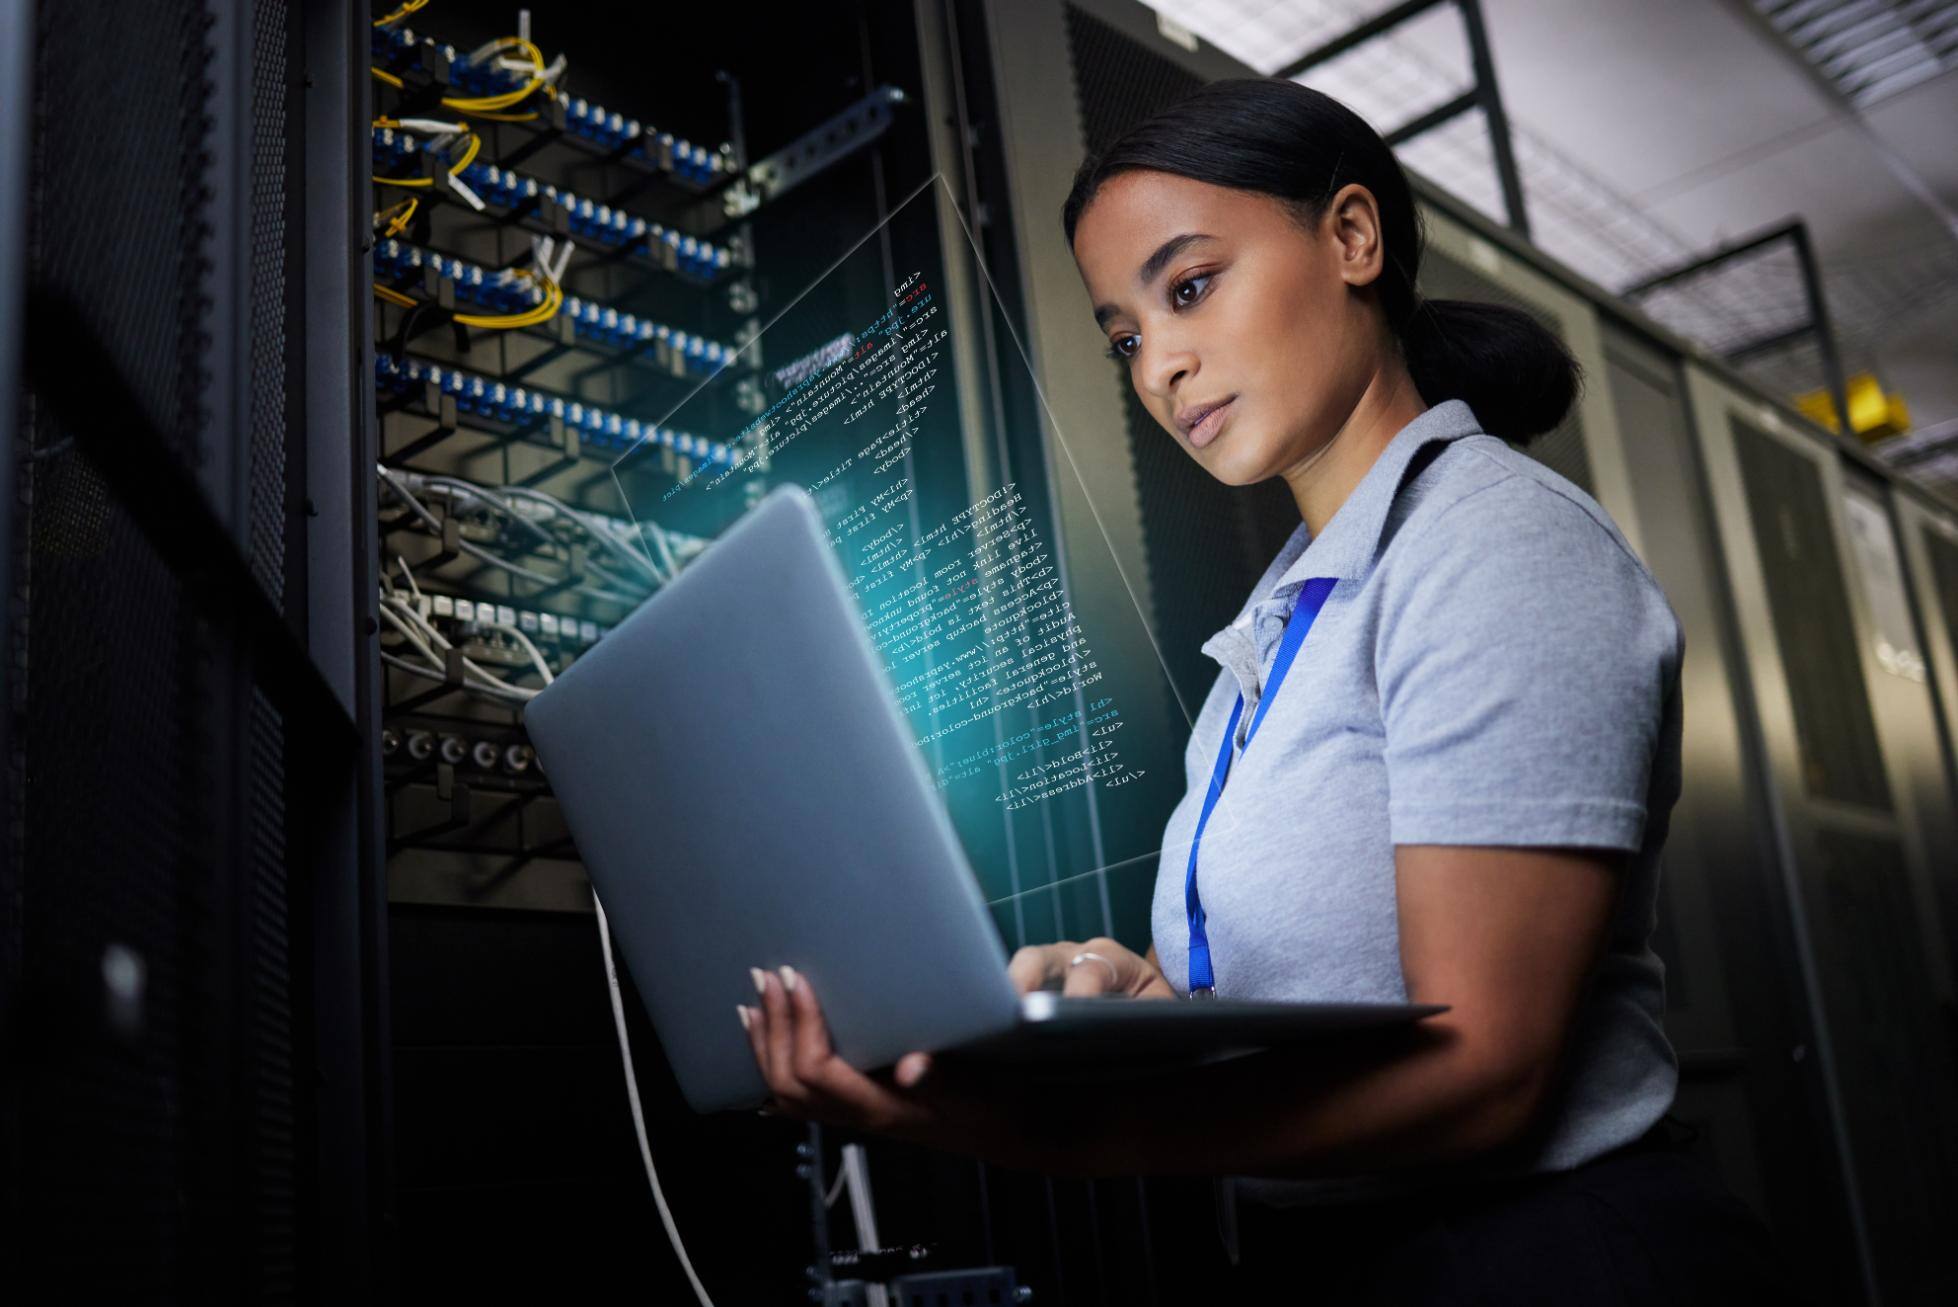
top-left (1261, 398), bottom-right (1484, 600)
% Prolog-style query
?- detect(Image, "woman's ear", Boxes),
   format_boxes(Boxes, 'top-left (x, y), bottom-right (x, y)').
top-left (1326, 182), bottom-right (1386, 289)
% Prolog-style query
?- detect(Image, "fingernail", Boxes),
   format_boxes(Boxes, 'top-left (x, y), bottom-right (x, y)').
top-left (737, 1004), bottom-right (752, 1031)
top-left (751, 967), bottom-right (767, 996)
top-left (779, 965), bottom-right (798, 993)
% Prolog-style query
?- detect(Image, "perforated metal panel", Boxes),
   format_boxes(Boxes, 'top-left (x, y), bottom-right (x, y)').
top-left (248, 687), bottom-right (295, 1298)
top-left (245, 4), bottom-right (295, 1284)
top-left (248, 0), bottom-right (291, 610)
top-left (1416, 251), bottom-right (1594, 493)
top-left (1729, 418), bottom-right (1892, 810)
top-left (1063, 2), bottom-right (1202, 152)
top-left (17, 0), bottom-right (217, 1292)
top-left (14, 0), bottom-right (304, 1296)
top-left (16, 447), bottom-right (208, 1295)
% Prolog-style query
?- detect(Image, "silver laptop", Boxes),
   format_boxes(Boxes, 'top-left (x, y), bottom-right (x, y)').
top-left (523, 484), bottom-right (1444, 1112)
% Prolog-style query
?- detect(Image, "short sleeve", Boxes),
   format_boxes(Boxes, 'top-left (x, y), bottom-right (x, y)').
top-left (1375, 476), bottom-right (1681, 851)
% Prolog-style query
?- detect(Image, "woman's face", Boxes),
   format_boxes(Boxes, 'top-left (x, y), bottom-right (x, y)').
top-left (1070, 170), bottom-right (1389, 486)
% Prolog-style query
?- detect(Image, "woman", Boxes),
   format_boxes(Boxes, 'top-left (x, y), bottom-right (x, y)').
top-left (737, 77), bottom-right (1806, 1302)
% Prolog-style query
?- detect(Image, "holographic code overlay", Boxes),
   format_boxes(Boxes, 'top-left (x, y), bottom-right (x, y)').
top-left (612, 175), bottom-right (1231, 949)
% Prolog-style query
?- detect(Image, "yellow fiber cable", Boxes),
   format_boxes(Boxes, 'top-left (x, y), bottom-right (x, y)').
top-left (441, 36), bottom-right (548, 113)
top-left (375, 197), bottom-right (418, 236)
top-left (449, 130), bottom-right (481, 173)
top-left (372, 128), bottom-right (479, 189)
top-left (454, 273), bottom-right (563, 330)
top-left (370, 66), bottom-right (404, 88)
top-left (373, 0), bottom-right (429, 28)
top-left (371, 270), bottom-right (565, 331)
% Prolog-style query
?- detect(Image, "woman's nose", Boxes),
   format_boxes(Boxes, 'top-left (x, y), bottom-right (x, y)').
top-left (1140, 340), bottom-right (1196, 400)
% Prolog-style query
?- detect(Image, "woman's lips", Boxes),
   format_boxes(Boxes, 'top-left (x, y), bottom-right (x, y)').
top-left (1187, 397), bottom-right (1236, 449)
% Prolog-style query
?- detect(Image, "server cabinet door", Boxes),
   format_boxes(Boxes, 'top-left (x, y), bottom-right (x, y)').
top-left (1890, 494), bottom-right (1958, 959)
top-left (1602, 328), bottom-right (1861, 1295)
top-left (1837, 468), bottom-right (1958, 1001)
top-left (1687, 372), bottom-right (1958, 1307)
top-left (1416, 210), bottom-right (1646, 557)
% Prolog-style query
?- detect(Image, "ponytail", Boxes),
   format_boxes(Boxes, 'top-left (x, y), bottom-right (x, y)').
top-left (1399, 297), bottom-right (1581, 443)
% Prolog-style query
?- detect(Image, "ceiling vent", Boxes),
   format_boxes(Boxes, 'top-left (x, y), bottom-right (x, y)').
top-left (1752, 0), bottom-right (1958, 106)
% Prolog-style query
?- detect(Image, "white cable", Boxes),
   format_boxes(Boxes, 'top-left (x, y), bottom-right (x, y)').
top-left (488, 482), bottom-right (666, 587)
top-left (379, 597), bottom-right (542, 700)
top-left (389, 458), bottom-right (653, 583)
top-left (381, 590), bottom-right (555, 694)
top-left (502, 621), bottom-right (556, 686)
top-left (420, 475), bottom-right (559, 549)
top-left (841, 1146), bottom-right (890, 1307)
top-left (447, 174), bottom-right (488, 212)
top-left (394, 116), bottom-right (469, 135)
top-left (583, 558), bottom-right (649, 599)
top-left (382, 597), bottom-right (527, 693)
top-left (378, 465), bottom-right (644, 605)
top-left (394, 555), bottom-right (424, 605)
top-left (824, 1165), bottom-right (848, 1208)
top-left (594, 892), bottom-right (718, 1307)
top-left (380, 653), bottom-right (533, 706)
top-left (379, 606), bottom-right (534, 703)
top-left (844, 1144), bottom-right (880, 1247)
top-left (641, 521), bottom-right (680, 581)
top-left (376, 601), bottom-right (447, 669)
top-left (549, 236), bottom-right (576, 286)
top-left (464, 34), bottom-right (511, 64)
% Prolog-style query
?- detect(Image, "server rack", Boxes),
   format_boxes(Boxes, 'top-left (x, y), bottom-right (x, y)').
top-left (1689, 374), bottom-right (1958, 1305)
top-left (358, 2), bottom-right (1124, 1301)
top-left (6, 0), bottom-right (385, 1299)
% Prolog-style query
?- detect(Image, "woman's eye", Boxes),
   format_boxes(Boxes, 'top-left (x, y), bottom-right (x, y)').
top-left (1103, 274), bottom-right (1211, 363)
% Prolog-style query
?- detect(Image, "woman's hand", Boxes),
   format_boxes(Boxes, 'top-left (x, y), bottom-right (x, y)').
top-left (738, 938), bottom-right (1172, 1168)
top-left (740, 965), bottom-right (1058, 1170)
top-left (1007, 936), bottom-right (1178, 1000)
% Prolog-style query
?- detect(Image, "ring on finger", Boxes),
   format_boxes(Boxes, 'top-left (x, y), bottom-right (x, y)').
top-left (1067, 950), bottom-right (1120, 989)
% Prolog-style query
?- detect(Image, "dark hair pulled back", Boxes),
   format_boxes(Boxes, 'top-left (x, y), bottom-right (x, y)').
top-left (1061, 78), bottom-right (1577, 444)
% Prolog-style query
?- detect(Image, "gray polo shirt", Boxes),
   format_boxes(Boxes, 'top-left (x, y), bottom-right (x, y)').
top-left (1147, 398), bottom-right (1684, 1207)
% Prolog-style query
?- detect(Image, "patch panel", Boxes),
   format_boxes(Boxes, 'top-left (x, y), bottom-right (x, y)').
top-left (417, 590), bottom-right (607, 648)
top-left (376, 353), bottom-right (740, 465)
top-left (371, 23), bottom-right (730, 185)
top-left (380, 465), bottom-right (706, 562)
top-left (368, 125), bottom-right (737, 278)
top-left (382, 725), bottom-right (537, 778)
top-left (372, 238), bottom-right (740, 369)
top-left (368, 131), bottom-right (736, 281)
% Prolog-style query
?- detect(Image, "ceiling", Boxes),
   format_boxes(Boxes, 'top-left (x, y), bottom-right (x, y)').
top-left (1144, 0), bottom-right (1958, 494)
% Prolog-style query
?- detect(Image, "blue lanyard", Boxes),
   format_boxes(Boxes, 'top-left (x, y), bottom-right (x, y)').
top-left (1185, 577), bottom-right (1338, 998)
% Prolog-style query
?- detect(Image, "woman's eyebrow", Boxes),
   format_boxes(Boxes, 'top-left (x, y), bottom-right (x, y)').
top-left (1093, 232), bottom-right (1217, 327)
